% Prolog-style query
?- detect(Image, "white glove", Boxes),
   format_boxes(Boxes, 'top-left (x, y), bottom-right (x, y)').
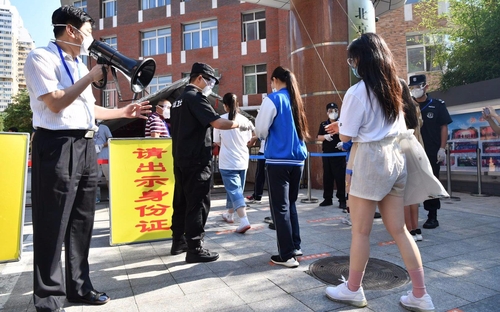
top-left (238, 119), bottom-right (253, 132)
top-left (324, 134), bottom-right (333, 141)
top-left (336, 141), bottom-right (344, 150)
top-left (437, 148), bottom-right (446, 163)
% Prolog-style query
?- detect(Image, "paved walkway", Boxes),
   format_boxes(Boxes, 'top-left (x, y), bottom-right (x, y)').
top-left (1, 188), bottom-right (499, 312)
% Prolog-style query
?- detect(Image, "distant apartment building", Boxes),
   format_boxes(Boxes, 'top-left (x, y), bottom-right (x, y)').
top-left (0, 0), bottom-right (34, 112)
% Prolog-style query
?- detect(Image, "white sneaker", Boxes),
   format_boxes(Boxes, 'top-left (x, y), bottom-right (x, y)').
top-left (293, 249), bottom-right (303, 256)
top-left (221, 213), bottom-right (234, 223)
top-left (341, 217), bottom-right (352, 226)
top-left (270, 255), bottom-right (299, 268)
top-left (400, 291), bottom-right (435, 312)
top-left (415, 229), bottom-right (423, 241)
top-left (325, 276), bottom-right (367, 308)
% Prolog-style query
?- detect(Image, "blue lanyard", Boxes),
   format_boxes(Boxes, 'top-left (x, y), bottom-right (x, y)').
top-left (53, 42), bottom-right (79, 85)
top-left (420, 99), bottom-right (433, 112)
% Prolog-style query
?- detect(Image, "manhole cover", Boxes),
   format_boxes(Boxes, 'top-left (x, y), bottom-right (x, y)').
top-left (309, 256), bottom-right (410, 290)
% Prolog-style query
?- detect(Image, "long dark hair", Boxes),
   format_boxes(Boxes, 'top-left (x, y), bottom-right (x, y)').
top-left (347, 33), bottom-right (402, 122)
top-left (400, 78), bottom-right (419, 130)
top-left (271, 66), bottom-right (309, 141)
top-left (222, 93), bottom-right (239, 121)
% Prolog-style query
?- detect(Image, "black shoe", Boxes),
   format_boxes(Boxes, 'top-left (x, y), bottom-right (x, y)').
top-left (319, 199), bottom-right (333, 207)
top-left (268, 222), bottom-right (275, 230)
top-left (339, 201), bottom-right (347, 209)
top-left (185, 247), bottom-right (219, 263)
top-left (264, 216), bottom-right (273, 224)
top-left (374, 212), bottom-right (381, 219)
top-left (423, 218), bottom-right (439, 229)
top-left (51, 308), bottom-right (65, 312)
top-left (170, 238), bottom-right (188, 255)
top-left (67, 290), bottom-right (110, 305)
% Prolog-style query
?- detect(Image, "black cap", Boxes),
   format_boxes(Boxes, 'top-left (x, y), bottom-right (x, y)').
top-left (408, 74), bottom-right (426, 86)
top-left (326, 102), bottom-right (338, 111)
top-left (190, 62), bottom-right (219, 85)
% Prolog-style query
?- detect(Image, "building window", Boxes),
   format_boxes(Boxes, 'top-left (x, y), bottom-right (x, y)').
top-left (142, 28), bottom-right (171, 57)
top-left (102, 82), bottom-right (116, 108)
top-left (142, 0), bottom-right (170, 10)
top-left (406, 34), bottom-right (443, 74)
top-left (183, 20), bottom-right (218, 51)
top-left (148, 75), bottom-right (172, 94)
top-left (102, 0), bottom-right (117, 18)
top-left (73, 0), bottom-right (87, 12)
top-left (103, 37), bottom-right (117, 50)
top-left (244, 64), bottom-right (267, 95)
top-left (242, 11), bottom-right (266, 41)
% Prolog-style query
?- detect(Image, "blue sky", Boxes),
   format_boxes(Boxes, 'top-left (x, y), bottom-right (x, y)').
top-left (10, 0), bottom-right (63, 47)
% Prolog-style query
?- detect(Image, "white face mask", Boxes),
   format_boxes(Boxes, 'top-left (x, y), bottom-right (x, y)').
top-left (411, 87), bottom-right (425, 99)
top-left (202, 77), bottom-right (215, 97)
top-left (329, 112), bottom-right (338, 120)
top-left (162, 102), bottom-right (171, 119)
top-left (53, 24), bottom-right (93, 56)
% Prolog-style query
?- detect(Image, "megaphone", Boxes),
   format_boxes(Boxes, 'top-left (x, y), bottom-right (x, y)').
top-left (88, 40), bottom-right (156, 99)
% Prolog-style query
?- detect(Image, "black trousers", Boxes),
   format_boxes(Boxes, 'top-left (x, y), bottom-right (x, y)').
top-left (31, 129), bottom-right (97, 312)
top-left (322, 156), bottom-right (346, 202)
top-left (171, 162), bottom-right (211, 249)
top-left (252, 153), bottom-right (266, 200)
top-left (423, 158), bottom-right (441, 218)
top-left (266, 164), bottom-right (303, 260)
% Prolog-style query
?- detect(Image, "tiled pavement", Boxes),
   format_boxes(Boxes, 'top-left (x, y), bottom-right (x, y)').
top-left (1, 188), bottom-right (499, 312)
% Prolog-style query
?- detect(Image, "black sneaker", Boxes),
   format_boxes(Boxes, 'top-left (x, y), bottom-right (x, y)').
top-left (270, 255), bottom-right (299, 268)
top-left (374, 212), bottom-right (382, 219)
top-left (319, 199), bottom-right (333, 207)
top-left (339, 201), bottom-right (347, 209)
top-left (423, 218), bottom-right (439, 229)
top-left (264, 216), bottom-right (273, 224)
top-left (268, 222), bottom-right (276, 230)
top-left (185, 247), bottom-right (219, 263)
top-left (170, 238), bottom-right (188, 255)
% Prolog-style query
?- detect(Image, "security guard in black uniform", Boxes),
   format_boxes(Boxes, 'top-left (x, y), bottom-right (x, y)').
top-left (169, 62), bottom-right (252, 263)
top-left (317, 102), bottom-right (347, 208)
top-left (409, 74), bottom-right (452, 229)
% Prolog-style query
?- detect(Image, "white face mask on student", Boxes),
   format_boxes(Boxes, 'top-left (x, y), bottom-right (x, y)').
top-left (53, 24), bottom-right (94, 56)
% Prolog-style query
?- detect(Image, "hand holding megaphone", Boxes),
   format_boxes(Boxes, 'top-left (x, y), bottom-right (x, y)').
top-left (88, 61), bottom-right (106, 86)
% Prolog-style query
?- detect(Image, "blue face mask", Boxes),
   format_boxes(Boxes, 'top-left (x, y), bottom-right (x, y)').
top-left (351, 66), bottom-right (361, 79)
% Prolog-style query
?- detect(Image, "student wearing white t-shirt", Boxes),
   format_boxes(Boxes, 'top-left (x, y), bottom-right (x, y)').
top-left (213, 93), bottom-right (254, 233)
top-left (324, 34), bottom-right (435, 312)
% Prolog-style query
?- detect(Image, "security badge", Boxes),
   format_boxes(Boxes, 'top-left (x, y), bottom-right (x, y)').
top-left (427, 112), bottom-right (434, 119)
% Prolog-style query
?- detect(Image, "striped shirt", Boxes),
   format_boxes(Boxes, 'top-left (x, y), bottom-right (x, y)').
top-left (24, 41), bottom-right (96, 131)
top-left (145, 112), bottom-right (170, 137)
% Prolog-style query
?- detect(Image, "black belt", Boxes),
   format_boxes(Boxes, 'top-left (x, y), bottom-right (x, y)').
top-left (37, 128), bottom-right (96, 139)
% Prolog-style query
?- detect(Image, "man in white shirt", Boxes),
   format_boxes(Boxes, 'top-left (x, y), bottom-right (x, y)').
top-left (24, 6), bottom-right (150, 312)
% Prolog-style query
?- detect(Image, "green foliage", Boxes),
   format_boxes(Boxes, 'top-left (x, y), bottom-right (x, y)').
top-left (3, 89), bottom-right (33, 133)
top-left (415, 0), bottom-right (500, 90)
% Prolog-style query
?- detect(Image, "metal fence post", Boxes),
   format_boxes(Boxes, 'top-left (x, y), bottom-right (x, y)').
top-left (471, 148), bottom-right (489, 197)
top-left (445, 143), bottom-right (460, 201)
top-left (301, 152), bottom-right (318, 203)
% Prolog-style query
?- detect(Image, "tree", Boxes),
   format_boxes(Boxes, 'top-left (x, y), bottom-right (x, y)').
top-left (3, 89), bottom-right (33, 132)
top-left (415, 0), bottom-right (500, 90)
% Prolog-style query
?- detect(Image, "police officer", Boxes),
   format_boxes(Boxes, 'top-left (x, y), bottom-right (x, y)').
top-left (169, 62), bottom-right (252, 263)
top-left (409, 74), bottom-right (452, 229)
top-left (317, 102), bottom-right (346, 208)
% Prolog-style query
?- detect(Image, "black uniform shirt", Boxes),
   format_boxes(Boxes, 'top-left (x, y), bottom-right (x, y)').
top-left (419, 96), bottom-right (453, 155)
top-left (318, 119), bottom-right (343, 153)
top-left (170, 85), bottom-right (220, 166)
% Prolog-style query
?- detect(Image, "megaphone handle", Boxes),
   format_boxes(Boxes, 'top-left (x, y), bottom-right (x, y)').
top-left (92, 66), bottom-right (107, 89)
top-left (110, 67), bottom-right (124, 102)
